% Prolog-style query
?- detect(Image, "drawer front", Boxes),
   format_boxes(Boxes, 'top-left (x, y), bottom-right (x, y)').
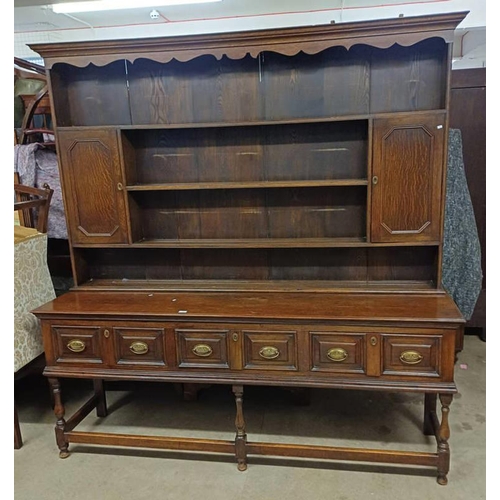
top-left (176, 329), bottom-right (230, 369)
top-left (382, 334), bottom-right (442, 377)
top-left (114, 327), bottom-right (166, 366)
top-left (52, 325), bottom-right (103, 364)
top-left (243, 331), bottom-right (297, 371)
top-left (310, 333), bottom-right (365, 373)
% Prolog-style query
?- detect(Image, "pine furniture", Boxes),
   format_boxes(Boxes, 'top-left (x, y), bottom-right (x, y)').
top-left (31, 11), bottom-right (467, 484)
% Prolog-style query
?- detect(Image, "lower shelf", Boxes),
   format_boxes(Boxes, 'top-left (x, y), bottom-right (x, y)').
top-left (77, 279), bottom-right (438, 293)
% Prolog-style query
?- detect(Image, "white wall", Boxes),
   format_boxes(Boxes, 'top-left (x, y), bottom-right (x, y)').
top-left (14, 0), bottom-right (486, 67)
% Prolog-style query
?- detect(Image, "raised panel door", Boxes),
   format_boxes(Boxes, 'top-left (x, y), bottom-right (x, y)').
top-left (371, 113), bottom-right (445, 242)
top-left (57, 129), bottom-right (129, 244)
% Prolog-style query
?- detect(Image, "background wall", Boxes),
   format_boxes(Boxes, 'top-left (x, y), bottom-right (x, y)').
top-left (14, 0), bottom-right (486, 69)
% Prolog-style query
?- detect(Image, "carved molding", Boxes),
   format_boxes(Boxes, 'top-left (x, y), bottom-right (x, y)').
top-left (30, 12), bottom-right (467, 69)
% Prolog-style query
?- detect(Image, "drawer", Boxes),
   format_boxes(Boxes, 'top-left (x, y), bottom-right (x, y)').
top-left (51, 325), bottom-right (104, 364)
top-left (243, 331), bottom-right (297, 371)
top-left (176, 329), bottom-right (230, 369)
top-left (382, 334), bottom-right (442, 377)
top-left (114, 327), bottom-right (166, 366)
top-left (310, 333), bottom-right (365, 373)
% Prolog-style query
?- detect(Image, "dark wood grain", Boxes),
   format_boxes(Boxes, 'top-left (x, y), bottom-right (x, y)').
top-left (31, 12), bottom-right (467, 483)
top-left (262, 46), bottom-right (370, 119)
top-left (126, 180), bottom-right (369, 191)
top-left (131, 187), bottom-right (366, 241)
top-left (370, 38), bottom-right (447, 113)
top-left (76, 278), bottom-right (437, 293)
top-left (50, 61), bottom-right (131, 126)
top-left (371, 113), bottom-right (445, 242)
top-left (57, 129), bottom-right (129, 244)
top-left (113, 327), bottom-right (166, 367)
top-left (125, 120), bottom-right (367, 185)
top-left (128, 55), bottom-right (263, 125)
top-left (33, 290), bottom-right (464, 324)
top-left (75, 246), bottom-right (438, 285)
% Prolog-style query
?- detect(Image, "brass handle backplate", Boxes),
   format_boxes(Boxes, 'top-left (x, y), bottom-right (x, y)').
top-left (232, 333), bottom-right (239, 342)
top-left (103, 329), bottom-right (110, 338)
top-left (327, 347), bottom-right (348, 362)
top-left (370, 336), bottom-right (377, 346)
top-left (117, 182), bottom-right (124, 191)
top-left (192, 344), bottom-right (213, 357)
top-left (67, 339), bottom-right (86, 353)
top-left (259, 346), bottom-right (280, 360)
top-left (372, 176), bottom-right (379, 185)
top-left (130, 341), bottom-right (149, 355)
top-left (400, 350), bottom-right (423, 365)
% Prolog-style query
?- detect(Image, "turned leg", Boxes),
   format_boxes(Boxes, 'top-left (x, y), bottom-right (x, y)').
top-left (14, 403), bottom-right (23, 450)
top-left (423, 393), bottom-right (437, 436)
top-left (437, 394), bottom-right (453, 485)
top-left (48, 378), bottom-right (69, 459)
top-left (233, 385), bottom-right (247, 471)
top-left (93, 379), bottom-right (108, 417)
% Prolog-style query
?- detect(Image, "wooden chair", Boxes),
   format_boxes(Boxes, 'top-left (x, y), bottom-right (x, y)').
top-left (14, 181), bottom-right (53, 233)
top-left (14, 57), bottom-right (54, 147)
top-left (14, 180), bottom-right (55, 449)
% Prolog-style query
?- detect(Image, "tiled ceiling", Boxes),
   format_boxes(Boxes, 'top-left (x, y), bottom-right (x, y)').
top-left (14, 0), bottom-right (466, 32)
top-left (14, 0), bottom-right (485, 68)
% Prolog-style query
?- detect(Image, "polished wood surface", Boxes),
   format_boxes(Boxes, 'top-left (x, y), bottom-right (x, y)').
top-left (31, 12), bottom-right (467, 483)
top-left (57, 129), bottom-right (129, 244)
top-left (371, 113), bottom-right (445, 242)
top-left (33, 290), bottom-right (463, 323)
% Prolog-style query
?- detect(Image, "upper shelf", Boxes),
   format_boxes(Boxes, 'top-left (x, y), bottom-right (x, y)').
top-left (30, 11), bottom-right (468, 68)
top-left (56, 110), bottom-right (447, 132)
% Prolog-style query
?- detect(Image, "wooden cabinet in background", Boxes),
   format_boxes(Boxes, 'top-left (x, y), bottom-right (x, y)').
top-left (31, 12), bottom-right (467, 484)
top-left (449, 68), bottom-right (486, 335)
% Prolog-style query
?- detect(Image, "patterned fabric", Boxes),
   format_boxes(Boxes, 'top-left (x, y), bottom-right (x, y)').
top-left (14, 233), bottom-right (56, 372)
top-left (442, 129), bottom-right (483, 320)
top-left (14, 143), bottom-right (68, 239)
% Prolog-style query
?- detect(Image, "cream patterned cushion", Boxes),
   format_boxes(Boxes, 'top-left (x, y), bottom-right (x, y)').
top-left (14, 231), bottom-right (56, 372)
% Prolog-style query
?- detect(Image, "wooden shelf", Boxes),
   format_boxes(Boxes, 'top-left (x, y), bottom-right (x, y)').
top-left (77, 279), bottom-right (438, 293)
top-left (55, 109), bottom-right (446, 132)
top-left (135, 238), bottom-right (367, 248)
top-left (74, 239), bottom-right (441, 249)
top-left (126, 179), bottom-right (369, 192)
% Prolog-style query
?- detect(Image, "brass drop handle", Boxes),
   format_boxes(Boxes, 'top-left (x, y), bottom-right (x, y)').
top-left (117, 182), bottom-right (124, 191)
top-left (259, 346), bottom-right (280, 360)
top-left (130, 341), bottom-right (149, 355)
top-left (192, 344), bottom-right (213, 357)
top-left (103, 329), bottom-right (110, 338)
top-left (372, 176), bottom-right (379, 185)
top-left (327, 347), bottom-right (348, 362)
top-left (67, 339), bottom-right (86, 353)
top-left (400, 350), bottom-right (423, 365)
top-left (370, 336), bottom-right (377, 346)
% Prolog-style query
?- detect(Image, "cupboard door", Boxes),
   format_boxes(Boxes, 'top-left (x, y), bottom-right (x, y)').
top-left (58, 129), bottom-right (129, 244)
top-left (371, 114), bottom-right (445, 242)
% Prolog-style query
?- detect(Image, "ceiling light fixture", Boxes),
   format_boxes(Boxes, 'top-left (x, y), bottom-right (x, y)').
top-left (51, 0), bottom-right (222, 14)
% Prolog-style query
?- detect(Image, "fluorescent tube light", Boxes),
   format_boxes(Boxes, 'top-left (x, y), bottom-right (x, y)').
top-left (52, 0), bottom-right (222, 14)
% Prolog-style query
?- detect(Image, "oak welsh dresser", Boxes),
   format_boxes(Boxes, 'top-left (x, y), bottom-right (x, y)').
top-left (31, 11), bottom-right (467, 484)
